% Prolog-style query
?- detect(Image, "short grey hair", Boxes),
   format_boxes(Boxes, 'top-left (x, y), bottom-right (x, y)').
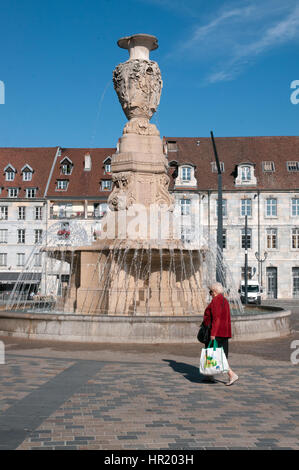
top-left (209, 282), bottom-right (224, 294)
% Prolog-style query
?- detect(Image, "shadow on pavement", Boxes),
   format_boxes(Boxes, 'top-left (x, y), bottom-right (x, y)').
top-left (163, 359), bottom-right (226, 384)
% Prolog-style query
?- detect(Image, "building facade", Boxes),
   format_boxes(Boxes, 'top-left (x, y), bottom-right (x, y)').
top-left (1, 136), bottom-right (299, 301)
top-left (165, 136), bottom-right (299, 299)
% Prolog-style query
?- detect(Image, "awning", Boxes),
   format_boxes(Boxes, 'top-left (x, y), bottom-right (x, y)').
top-left (0, 273), bottom-right (42, 284)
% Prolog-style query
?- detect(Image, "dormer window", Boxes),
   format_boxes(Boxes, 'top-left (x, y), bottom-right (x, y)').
top-left (211, 162), bottom-right (225, 173)
top-left (103, 157), bottom-right (111, 174)
top-left (21, 164), bottom-right (33, 181)
top-left (167, 141), bottom-right (178, 152)
top-left (101, 180), bottom-right (112, 191)
top-left (174, 164), bottom-right (197, 188)
top-left (56, 180), bottom-right (69, 191)
top-left (26, 187), bottom-right (37, 198)
top-left (182, 166), bottom-right (191, 181)
top-left (235, 163), bottom-right (257, 186)
top-left (60, 157), bottom-right (73, 175)
top-left (241, 166), bottom-right (251, 182)
top-left (8, 187), bottom-right (19, 198)
top-left (4, 164), bottom-right (16, 181)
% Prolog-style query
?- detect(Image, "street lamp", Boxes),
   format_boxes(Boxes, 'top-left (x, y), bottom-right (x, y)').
top-left (255, 251), bottom-right (268, 290)
top-left (210, 130), bottom-right (224, 285)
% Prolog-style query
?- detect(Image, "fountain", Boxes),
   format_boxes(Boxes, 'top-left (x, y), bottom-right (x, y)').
top-left (0, 34), bottom-right (291, 342)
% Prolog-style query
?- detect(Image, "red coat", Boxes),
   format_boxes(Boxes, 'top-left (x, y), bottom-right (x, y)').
top-left (203, 294), bottom-right (232, 338)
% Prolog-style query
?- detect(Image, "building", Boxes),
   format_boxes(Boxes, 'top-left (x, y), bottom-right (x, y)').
top-left (1, 136), bottom-right (299, 301)
top-left (0, 146), bottom-right (114, 300)
top-left (164, 136), bottom-right (299, 299)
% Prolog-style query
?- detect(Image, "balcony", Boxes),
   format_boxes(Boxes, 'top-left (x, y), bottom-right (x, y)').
top-left (50, 211), bottom-right (85, 220)
top-left (87, 211), bottom-right (106, 220)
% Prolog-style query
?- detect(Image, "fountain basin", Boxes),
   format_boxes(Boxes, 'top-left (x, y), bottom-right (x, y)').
top-left (0, 306), bottom-right (291, 343)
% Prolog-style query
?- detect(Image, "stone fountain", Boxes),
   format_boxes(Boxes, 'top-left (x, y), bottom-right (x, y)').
top-left (66, 33), bottom-right (207, 317)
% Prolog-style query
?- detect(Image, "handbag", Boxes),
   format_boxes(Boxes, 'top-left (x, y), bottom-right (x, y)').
top-left (197, 313), bottom-right (212, 344)
top-left (199, 339), bottom-right (229, 376)
top-left (197, 294), bottom-right (225, 343)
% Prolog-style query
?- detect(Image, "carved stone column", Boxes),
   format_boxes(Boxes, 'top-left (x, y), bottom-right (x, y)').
top-left (108, 34), bottom-right (174, 234)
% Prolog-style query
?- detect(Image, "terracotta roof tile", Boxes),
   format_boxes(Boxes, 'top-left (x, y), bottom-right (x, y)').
top-left (164, 136), bottom-right (299, 191)
top-left (0, 147), bottom-right (58, 199)
top-left (46, 148), bottom-right (116, 198)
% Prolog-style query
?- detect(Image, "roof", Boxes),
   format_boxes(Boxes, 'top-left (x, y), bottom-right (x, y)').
top-left (46, 147), bottom-right (116, 198)
top-left (0, 147), bottom-right (58, 199)
top-left (164, 136), bottom-right (299, 191)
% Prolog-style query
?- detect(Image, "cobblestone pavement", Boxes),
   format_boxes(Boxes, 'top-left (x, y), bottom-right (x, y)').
top-left (0, 306), bottom-right (298, 451)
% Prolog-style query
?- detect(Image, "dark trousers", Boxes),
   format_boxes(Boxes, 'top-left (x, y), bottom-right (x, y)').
top-left (205, 337), bottom-right (229, 359)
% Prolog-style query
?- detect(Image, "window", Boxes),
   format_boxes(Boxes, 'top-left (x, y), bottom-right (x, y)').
top-left (293, 268), bottom-right (299, 298)
top-left (292, 228), bottom-right (299, 249)
top-left (104, 158), bottom-right (111, 174)
top-left (262, 161), bottom-right (275, 172)
top-left (35, 229), bottom-right (43, 244)
top-left (23, 170), bottom-right (32, 181)
top-left (56, 180), bottom-right (68, 191)
top-left (34, 252), bottom-right (42, 267)
top-left (216, 199), bottom-right (227, 217)
top-left (101, 180), bottom-right (112, 191)
top-left (26, 188), bottom-right (37, 198)
top-left (18, 206), bottom-right (26, 220)
top-left (211, 162), bottom-right (225, 173)
top-left (17, 229), bottom-right (25, 244)
top-left (267, 228), bottom-right (277, 249)
top-left (241, 166), bottom-right (251, 182)
top-left (180, 199), bottom-right (191, 215)
top-left (5, 168), bottom-right (15, 181)
top-left (0, 206), bottom-right (8, 220)
top-left (215, 229), bottom-right (227, 248)
top-left (241, 199), bottom-right (252, 217)
top-left (181, 226), bottom-right (193, 243)
top-left (241, 266), bottom-right (253, 280)
top-left (167, 141), bottom-right (177, 152)
top-left (0, 253), bottom-right (7, 266)
top-left (35, 206), bottom-right (43, 220)
top-left (181, 167), bottom-right (191, 181)
top-left (17, 253), bottom-right (25, 267)
top-left (8, 188), bottom-right (18, 198)
top-left (236, 164), bottom-right (256, 186)
top-left (241, 228), bottom-right (252, 249)
top-left (60, 157), bottom-right (73, 175)
top-left (266, 198), bottom-right (277, 217)
top-left (0, 230), bottom-right (8, 243)
top-left (287, 161), bottom-right (299, 172)
top-left (292, 198), bottom-right (299, 216)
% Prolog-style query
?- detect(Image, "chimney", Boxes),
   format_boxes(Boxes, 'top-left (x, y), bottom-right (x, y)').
top-left (84, 152), bottom-right (91, 171)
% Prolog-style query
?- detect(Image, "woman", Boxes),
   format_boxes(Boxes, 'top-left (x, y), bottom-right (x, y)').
top-left (203, 282), bottom-right (238, 386)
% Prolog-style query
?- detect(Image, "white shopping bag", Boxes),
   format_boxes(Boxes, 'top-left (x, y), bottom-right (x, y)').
top-left (199, 340), bottom-right (229, 376)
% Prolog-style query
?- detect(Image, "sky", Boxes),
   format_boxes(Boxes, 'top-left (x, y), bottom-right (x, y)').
top-left (0, 0), bottom-right (299, 149)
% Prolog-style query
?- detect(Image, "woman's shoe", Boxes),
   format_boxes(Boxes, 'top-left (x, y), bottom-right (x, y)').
top-left (226, 374), bottom-right (239, 386)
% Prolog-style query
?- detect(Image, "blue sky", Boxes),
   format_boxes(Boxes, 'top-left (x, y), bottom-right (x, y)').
top-left (0, 0), bottom-right (299, 148)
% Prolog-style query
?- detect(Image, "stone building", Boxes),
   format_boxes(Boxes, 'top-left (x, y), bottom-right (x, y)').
top-left (0, 147), bottom-right (57, 300)
top-left (0, 146), bottom-right (113, 300)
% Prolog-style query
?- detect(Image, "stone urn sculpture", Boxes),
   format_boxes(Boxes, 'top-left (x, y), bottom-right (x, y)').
top-left (113, 34), bottom-right (163, 136)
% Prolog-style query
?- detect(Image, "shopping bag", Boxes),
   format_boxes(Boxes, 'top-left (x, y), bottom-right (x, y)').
top-left (199, 340), bottom-right (229, 376)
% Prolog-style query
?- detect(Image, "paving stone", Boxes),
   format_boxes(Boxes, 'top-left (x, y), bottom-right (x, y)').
top-left (0, 334), bottom-right (297, 451)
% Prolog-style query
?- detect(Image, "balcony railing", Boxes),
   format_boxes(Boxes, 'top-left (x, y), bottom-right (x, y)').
top-left (50, 211), bottom-right (85, 219)
top-left (50, 210), bottom-right (107, 220)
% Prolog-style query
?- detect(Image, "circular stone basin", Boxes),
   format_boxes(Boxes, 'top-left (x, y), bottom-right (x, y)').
top-left (0, 305), bottom-right (292, 344)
